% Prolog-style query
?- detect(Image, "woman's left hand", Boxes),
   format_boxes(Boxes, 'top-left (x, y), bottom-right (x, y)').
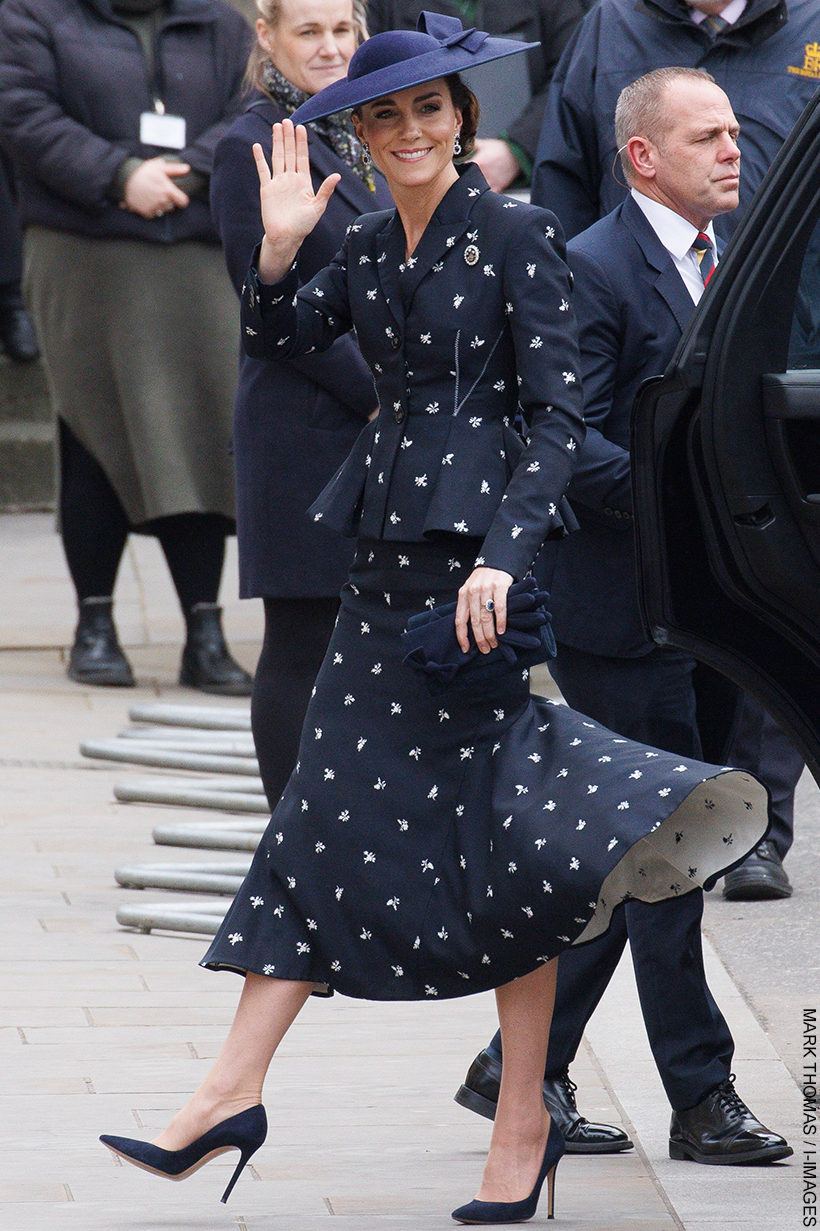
top-left (456, 567), bottom-right (514, 655)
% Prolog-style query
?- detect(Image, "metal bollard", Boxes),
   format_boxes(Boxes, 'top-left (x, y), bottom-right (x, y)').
top-left (115, 901), bottom-right (229, 935)
top-left (115, 860), bottom-right (252, 895)
top-left (114, 780), bottom-right (269, 812)
top-left (152, 820), bottom-right (265, 851)
top-left (128, 703), bottom-right (251, 730)
top-left (81, 739), bottom-right (260, 775)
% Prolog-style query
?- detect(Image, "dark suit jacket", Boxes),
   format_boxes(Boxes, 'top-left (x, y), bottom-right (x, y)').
top-left (541, 193), bottom-right (700, 656)
top-left (211, 99), bottom-right (391, 597)
top-left (242, 163), bottom-right (585, 581)
top-left (366, 0), bottom-right (589, 163)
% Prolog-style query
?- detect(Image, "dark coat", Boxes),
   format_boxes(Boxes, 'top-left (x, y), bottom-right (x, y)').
top-left (366, 0), bottom-right (590, 162)
top-left (531, 0), bottom-right (820, 241)
top-left (0, 0), bottom-right (251, 243)
top-left (211, 100), bottom-right (391, 598)
top-left (242, 164), bottom-right (585, 582)
top-left (540, 194), bottom-right (700, 657)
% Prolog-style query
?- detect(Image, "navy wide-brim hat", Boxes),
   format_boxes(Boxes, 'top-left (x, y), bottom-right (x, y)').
top-left (289, 11), bottom-right (538, 125)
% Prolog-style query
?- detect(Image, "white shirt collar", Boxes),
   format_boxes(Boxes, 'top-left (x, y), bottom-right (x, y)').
top-left (689, 0), bottom-right (747, 26)
top-left (629, 188), bottom-right (716, 261)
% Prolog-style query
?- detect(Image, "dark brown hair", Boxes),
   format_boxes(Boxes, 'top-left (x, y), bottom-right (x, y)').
top-left (445, 73), bottom-right (479, 158)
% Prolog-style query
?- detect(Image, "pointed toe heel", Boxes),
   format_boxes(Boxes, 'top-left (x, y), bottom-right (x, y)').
top-left (452, 1118), bottom-right (564, 1225)
top-left (100, 1104), bottom-right (266, 1203)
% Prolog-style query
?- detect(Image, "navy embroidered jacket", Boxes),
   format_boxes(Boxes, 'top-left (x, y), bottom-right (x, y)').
top-left (241, 164), bottom-right (585, 581)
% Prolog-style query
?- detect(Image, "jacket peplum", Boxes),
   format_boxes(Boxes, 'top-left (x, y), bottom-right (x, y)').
top-left (241, 164), bottom-right (585, 581)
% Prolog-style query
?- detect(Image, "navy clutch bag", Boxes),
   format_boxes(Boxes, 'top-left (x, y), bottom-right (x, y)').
top-left (400, 577), bottom-right (556, 691)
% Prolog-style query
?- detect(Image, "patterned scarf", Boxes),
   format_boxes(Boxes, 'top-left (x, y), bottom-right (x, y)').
top-left (261, 62), bottom-right (376, 192)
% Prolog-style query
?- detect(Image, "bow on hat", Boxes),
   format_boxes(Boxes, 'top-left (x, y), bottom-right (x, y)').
top-left (417, 12), bottom-right (490, 55)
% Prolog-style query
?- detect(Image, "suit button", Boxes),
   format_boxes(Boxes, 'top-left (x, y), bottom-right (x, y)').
top-left (395, 405), bottom-right (405, 424)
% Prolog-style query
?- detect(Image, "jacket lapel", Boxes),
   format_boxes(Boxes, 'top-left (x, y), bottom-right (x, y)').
top-left (621, 194), bottom-right (696, 334)
top-left (399, 163), bottom-right (490, 310)
top-left (374, 212), bottom-right (406, 331)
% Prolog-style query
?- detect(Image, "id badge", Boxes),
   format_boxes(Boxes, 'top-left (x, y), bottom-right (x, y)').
top-left (140, 111), bottom-right (187, 150)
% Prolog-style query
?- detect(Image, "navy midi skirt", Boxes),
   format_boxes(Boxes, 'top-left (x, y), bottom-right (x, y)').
top-left (202, 539), bottom-right (768, 1000)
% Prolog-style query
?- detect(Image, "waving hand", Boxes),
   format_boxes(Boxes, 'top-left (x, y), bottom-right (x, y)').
top-left (253, 119), bottom-right (341, 285)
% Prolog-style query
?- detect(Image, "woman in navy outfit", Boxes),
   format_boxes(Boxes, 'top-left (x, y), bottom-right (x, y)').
top-left (101, 15), bottom-right (769, 1224)
top-left (211, 0), bottom-right (391, 807)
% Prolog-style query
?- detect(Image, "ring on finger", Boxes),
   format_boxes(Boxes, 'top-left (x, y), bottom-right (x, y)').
top-left (483, 598), bottom-right (495, 613)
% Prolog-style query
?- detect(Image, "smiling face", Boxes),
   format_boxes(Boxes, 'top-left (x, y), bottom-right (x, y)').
top-left (627, 79), bottom-right (741, 230)
top-left (353, 80), bottom-right (462, 194)
top-left (257, 0), bottom-right (358, 96)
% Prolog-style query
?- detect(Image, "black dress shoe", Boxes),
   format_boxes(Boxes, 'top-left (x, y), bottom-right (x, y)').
top-left (670, 1076), bottom-right (793, 1164)
top-left (67, 596), bottom-right (135, 687)
top-left (455, 1049), bottom-right (633, 1155)
top-left (722, 840), bottom-right (792, 901)
top-left (0, 305), bottom-right (40, 362)
top-left (179, 603), bottom-right (253, 696)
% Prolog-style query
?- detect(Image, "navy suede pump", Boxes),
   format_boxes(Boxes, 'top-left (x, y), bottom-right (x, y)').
top-left (451, 1117), bottom-right (565, 1224)
top-left (100, 1104), bottom-right (267, 1204)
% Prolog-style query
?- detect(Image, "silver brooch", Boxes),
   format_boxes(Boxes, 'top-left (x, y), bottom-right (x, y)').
top-left (464, 244), bottom-right (480, 266)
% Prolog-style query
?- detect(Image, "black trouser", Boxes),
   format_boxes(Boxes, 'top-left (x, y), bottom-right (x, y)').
top-left (251, 596), bottom-right (340, 810)
top-left (489, 640), bottom-right (801, 1111)
top-left (59, 418), bottom-right (230, 613)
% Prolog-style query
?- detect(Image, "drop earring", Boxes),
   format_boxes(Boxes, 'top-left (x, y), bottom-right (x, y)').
top-left (454, 131), bottom-right (462, 157)
top-left (361, 141), bottom-right (371, 166)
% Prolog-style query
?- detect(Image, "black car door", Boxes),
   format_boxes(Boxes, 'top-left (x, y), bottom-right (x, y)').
top-left (631, 86), bottom-right (820, 781)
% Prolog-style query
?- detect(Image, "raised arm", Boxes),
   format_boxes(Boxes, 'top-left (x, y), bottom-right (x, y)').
top-left (254, 119), bottom-right (341, 285)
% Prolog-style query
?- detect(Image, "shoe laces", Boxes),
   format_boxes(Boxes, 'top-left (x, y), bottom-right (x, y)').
top-left (714, 1075), bottom-right (748, 1118)
top-left (557, 1072), bottom-right (579, 1110)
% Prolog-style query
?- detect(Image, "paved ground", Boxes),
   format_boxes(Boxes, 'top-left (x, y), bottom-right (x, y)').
top-left (0, 513), bottom-right (813, 1230)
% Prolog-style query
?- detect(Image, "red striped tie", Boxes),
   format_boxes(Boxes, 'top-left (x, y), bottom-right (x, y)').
top-left (691, 232), bottom-right (715, 286)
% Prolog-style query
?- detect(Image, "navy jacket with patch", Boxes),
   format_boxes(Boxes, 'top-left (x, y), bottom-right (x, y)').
top-left (241, 165), bottom-right (585, 582)
top-left (532, 0), bottom-right (820, 241)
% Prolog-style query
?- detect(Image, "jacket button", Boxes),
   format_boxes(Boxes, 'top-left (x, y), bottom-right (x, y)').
top-left (395, 405), bottom-right (405, 424)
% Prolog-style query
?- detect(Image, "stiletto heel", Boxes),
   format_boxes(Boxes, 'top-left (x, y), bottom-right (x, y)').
top-left (220, 1143), bottom-right (256, 1204)
top-left (452, 1117), bottom-right (565, 1225)
top-left (100, 1104), bottom-right (266, 1203)
top-left (546, 1160), bottom-right (556, 1219)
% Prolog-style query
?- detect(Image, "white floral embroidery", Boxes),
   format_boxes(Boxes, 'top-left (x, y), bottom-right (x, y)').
top-left (483, 264), bottom-right (495, 277)
top-left (453, 294), bottom-right (464, 308)
top-left (530, 336), bottom-right (543, 349)
top-left (526, 262), bottom-right (536, 278)
top-left (470, 335), bottom-right (485, 349)
top-left (563, 371), bottom-right (576, 384)
top-left (420, 332), bottom-right (432, 344)
top-left (228, 932), bottom-right (242, 945)
top-left (414, 474), bottom-right (428, 487)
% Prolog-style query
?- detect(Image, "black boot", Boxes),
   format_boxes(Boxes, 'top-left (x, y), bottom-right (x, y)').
top-left (179, 603), bottom-right (253, 696)
top-left (67, 596), bottom-right (135, 686)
